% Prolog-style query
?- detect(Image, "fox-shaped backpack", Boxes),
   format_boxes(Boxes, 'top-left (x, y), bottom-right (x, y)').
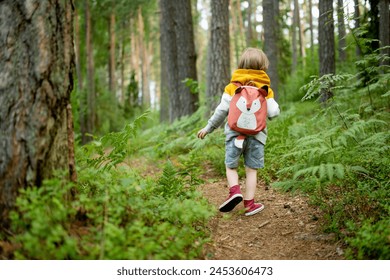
top-left (227, 82), bottom-right (268, 148)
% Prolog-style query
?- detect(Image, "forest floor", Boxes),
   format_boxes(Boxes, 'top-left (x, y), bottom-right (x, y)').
top-left (134, 157), bottom-right (345, 260)
top-left (199, 165), bottom-right (345, 260)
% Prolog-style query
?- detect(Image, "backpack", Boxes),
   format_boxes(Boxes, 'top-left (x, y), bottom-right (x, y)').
top-left (227, 82), bottom-right (268, 147)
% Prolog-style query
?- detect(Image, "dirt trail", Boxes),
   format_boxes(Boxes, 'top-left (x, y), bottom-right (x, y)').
top-left (129, 157), bottom-right (344, 260)
top-left (199, 169), bottom-right (345, 260)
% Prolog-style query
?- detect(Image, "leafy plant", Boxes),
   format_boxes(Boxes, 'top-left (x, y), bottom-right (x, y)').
top-left (9, 112), bottom-right (215, 260)
top-left (80, 111), bottom-right (150, 171)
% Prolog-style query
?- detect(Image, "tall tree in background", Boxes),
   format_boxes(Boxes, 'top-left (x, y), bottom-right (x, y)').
top-left (138, 8), bottom-right (151, 108)
top-left (379, 0), bottom-right (390, 66)
top-left (74, 5), bottom-right (88, 144)
top-left (246, 0), bottom-right (254, 47)
top-left (85, 0), bottom-right (96, 138)
top-left (0, 0), bottom-right (75, 226)
top-left (175, 0), bottom-right (199, 118)
top-left (318, 0), bottom-right (335, 102)
top-left (337, 0), bottom-right (347, 62)
top-left (159, 0), bottom-right (171, 122)
top-left (160, 0), bottom-right (178, 122)
top-left (108, 8), bottom-right (116, 94)
top-left (160, 0), bottom-right (198, 122)
top-left (263, 0), bottom-right (279, 98)
top-left (367, 0), bottom-right (380, 51)
top-left (230, 0), bottom-right (246, 66)
top-left (206, 0), bottom-right (231, 114)
top-left (291, 0), bottom-right (299, 72)
top-left (308, 0), bottom-right (315, 64)
top-left (354, 0), bottom-right (362, 57)
top-left (296, 0), bottom-right (304, 59)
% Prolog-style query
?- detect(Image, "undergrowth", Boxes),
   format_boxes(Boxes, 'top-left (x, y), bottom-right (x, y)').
top-left (9, 113), bottom-right (214, 260)
top-left (268, 50), bottom-right (390, 259)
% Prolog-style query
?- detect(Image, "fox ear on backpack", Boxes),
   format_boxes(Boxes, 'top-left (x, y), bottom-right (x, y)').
top-left (235, 87), bottom-right (243, 94)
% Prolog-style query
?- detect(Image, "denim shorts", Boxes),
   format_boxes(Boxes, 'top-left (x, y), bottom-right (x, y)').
top-left (225, 136), bottom-right (264, 169)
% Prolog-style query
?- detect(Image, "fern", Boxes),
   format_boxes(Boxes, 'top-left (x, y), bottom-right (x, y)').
top-left (300, 73), bottom-right (353, 101)
top-left (81, 111), bottom-right (150, 171)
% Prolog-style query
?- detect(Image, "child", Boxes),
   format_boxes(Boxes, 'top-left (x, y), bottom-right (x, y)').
top-left (197, 48), bottom-right (280, 216)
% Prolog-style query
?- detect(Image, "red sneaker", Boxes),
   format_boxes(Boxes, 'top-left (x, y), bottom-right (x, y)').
top-left (219, 185), bottom-right (243, 212)
top-left (244, 199), bottom-right (264, 216)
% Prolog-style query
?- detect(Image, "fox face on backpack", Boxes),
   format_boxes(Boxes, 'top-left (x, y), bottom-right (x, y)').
top-left (228, 82), bottom-right (268, 136)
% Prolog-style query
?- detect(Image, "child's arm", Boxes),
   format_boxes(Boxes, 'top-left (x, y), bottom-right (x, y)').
top-left (265, 87), bottom-right (280, 119)
top-left (197, 93), bottom-right (232, 139)
top-left (266, 98), bottom-right (280, 118)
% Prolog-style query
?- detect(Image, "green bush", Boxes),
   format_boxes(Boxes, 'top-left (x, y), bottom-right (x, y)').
top-left (345, 217), bottom-right (390, 260)
top-left (9, 113), bottom-right (215, 260)
top-left (267, 49), bottom-right (390, 259)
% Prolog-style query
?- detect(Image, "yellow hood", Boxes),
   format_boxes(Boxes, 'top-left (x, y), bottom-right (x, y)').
top-left (224, 69), bottom-right (274, 98)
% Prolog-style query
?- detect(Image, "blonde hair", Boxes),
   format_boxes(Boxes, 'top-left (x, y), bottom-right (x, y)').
top-left (238, 48), bottom-right (269, 71)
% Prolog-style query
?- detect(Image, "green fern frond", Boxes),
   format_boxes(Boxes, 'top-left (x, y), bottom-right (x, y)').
top-left (293, 163), bottom-right (345, 182)
top-left (81, 111), bottom-right (150, 171)
top-left (300, 73), bottom-right (354, 101)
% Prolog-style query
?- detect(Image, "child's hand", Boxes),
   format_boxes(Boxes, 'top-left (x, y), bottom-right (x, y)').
top-left (197, 129), bottom-right (208, 139)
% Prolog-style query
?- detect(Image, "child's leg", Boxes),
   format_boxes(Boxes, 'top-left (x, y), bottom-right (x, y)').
top-left (219, 167), bottom-right (242, 212)
top-left (244, 166), bottom-right (257, 200)
top-left (226, 167), bottom-right (239, 187)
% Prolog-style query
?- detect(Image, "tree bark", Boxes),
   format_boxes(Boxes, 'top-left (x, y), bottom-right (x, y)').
top-left (206, 0), bottom-right (231, 115)
top-left (0, 0), bottom-right (75, 226)
top-left (174, 0), bottom-right (199, 118)
top-left (319, 0), bottom-right (336, 102)
top-left (160, 0), bottom-right (198, 122)
top-left (160, 0), bottom-right (179, 122)
top-left (337, 0), bottom-right (347, 62)
top-left (263, 0), bottom-right (280, 99)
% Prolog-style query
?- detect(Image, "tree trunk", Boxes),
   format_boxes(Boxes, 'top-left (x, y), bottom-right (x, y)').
top-left (206, 0), bottom-right (231, 115)
top-left (0, 0), bottom-right (75, 227)
top-left (368, 0), bottom-right (380, 51)
top-left (379, 0), bottom-right (390, 66)
top-left (319, 0), bottom-right (336, 102)
top-left (108, 11), bottom-right (116, 94)
top-left (308, 0), bottom-right (315, 64)
top-left (159, 0), bottom-right (170, 122)
top-left (230, 0), bottom-right (240, 66)
top-left (138, 8), bottom-right (151, 108)
top-left (85, 0), bottom-right (96, 138)
top-left (295, 0), bottom-right (304, 58)
top-left (130, 18), bottom-right (141, 107)
top-left (174, 0), bottom-right (199, 118)
top-left (337, 0), bottom-right (347, 62)
top-left (120, 22), bottom-right (126, 104)
top-left (74, 8), bottom-right (87, 145)
top-left (354, 0), bottom-right (362, 57)
top-left (160, 0), bottom-right (198, 122)
top-left (160, 0), bottom-right (180, 122)
top-left (246, 0), bottom-right (254, 47)
top-left (263, 0), bottom-right (279, 99)
top-left (292, 0), bottom-right (298, 72)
